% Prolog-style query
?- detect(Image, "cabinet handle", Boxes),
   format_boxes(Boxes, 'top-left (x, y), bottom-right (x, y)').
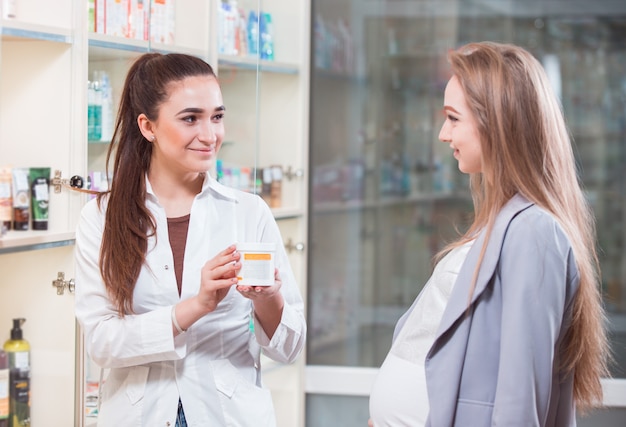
top-left (284, 166), bottom-right (304, 181)
top-left (51, 170), bottom-right (90, 194)
top-left (284, 238), bottom-right (306, 253)
top-left (52, 272), bottom-right (75, 295)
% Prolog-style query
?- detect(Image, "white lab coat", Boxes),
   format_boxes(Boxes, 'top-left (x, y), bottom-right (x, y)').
top-left (74, 174), bottom-right (306, 427)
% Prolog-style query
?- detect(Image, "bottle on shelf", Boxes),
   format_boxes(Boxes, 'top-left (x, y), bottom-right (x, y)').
top-left (10, 169), bottom-right (29, 232)
top-left (94, 71), bottom-right (114, 142)
top-left (218, 0), bottom-right (235, 55)
top-left (314, 13), bottom-right (327, 69)
top-left (87, 79), bottom-right (102, 142)
top-left (1, 0), bottom-right (16, 19)
top-left (0, 167), bottom-right (12, 235)
top-left (0, 348), bottom-right (8, 427)
top-left (259, 12), bottom-right (274, 61)
top-left (247, 10), bottom-right (259, 57)
top-left (28, 168), bottom-right (51, 231)
top-left (3, 319), bottom-right (30, 427)
top-left (236, 5), bottom-right (248, 56)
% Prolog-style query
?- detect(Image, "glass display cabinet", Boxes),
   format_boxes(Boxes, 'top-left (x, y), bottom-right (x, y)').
top-left (306, 1), bottom-right (626, 426)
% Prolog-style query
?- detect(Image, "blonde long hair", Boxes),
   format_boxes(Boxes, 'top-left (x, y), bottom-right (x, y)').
top-left (441, 41), bottom-right (610, 410)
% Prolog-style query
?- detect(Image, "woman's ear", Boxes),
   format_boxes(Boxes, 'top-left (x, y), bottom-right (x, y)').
top-left (137, 113), bottom-right (155, 141)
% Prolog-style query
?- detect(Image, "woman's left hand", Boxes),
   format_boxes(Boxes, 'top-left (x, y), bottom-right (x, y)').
top-left (237, 269), bottom-right (285, 338)
top-left (236, 268), bottom-right (283, 301)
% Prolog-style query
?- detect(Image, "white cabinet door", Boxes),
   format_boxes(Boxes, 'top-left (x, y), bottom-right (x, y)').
top-left (0, 245), bottom-right (77, 426)
top-left (1, 2), bottom-right (85, 425)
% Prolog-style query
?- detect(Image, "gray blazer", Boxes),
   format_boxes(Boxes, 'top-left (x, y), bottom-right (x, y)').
top-left (394, 194), bottom-right (580, 426)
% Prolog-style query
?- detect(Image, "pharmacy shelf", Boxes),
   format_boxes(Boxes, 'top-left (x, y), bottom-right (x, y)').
top-left (1, 19), bottom-right (72, 42)
top-left (312, 191), bottom-right (471, 214)
top-left (218, 54), bottom-right (300, 74)
top-left (0, 231), bottom-right (75, 254)
top-left (272, 206), bottom-right (305, 220)
top-left (88, 33), bottom-right (208, 59)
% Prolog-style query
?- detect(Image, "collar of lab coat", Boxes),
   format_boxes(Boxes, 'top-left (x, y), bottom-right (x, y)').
top-left (145, 171), bottom-right (239, 204)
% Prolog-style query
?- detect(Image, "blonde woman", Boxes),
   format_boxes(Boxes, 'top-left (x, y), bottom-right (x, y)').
top-left (369, 42), bottom-right (610, 426)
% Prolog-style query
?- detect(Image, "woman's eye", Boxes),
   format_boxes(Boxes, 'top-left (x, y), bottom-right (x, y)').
top-left (213, 113), bottom-right (224, 121)
top-left (182, 115), bottom-right (197, 123)
top-left (447, 115), bottom-right (458, 122)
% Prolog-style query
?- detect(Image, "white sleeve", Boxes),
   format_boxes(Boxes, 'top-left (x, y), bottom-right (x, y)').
top-left (253, 198), bottom-right (307, 364)
top-left (74, 199), bottom-right (186, 369)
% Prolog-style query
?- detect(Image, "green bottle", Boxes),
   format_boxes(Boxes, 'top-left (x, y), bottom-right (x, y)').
top-left (3, 319), bottom-right (30, 427)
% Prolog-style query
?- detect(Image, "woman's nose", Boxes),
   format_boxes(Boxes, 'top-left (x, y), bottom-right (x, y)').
top-left (438, 121), bottom-right (450, 142)
top-left (199, 123), bottom-right (217, 143)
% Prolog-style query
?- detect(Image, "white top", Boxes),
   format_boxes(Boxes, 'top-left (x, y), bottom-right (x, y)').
top-left (74, 173), bottom-right (306, 427)
top-left (369, 241), bottom-right (473, 427)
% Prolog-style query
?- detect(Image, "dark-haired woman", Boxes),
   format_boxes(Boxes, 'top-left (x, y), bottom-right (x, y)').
top-left (75, 53), bottom-right (306, 427)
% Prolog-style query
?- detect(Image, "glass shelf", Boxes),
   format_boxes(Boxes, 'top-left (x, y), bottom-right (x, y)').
top-left (272, 207), bottom-right (305, 220)
top-left (88, 33), bottom-right (208, 59)
top-left (312, 192), bottom-right (472, 214)
top-left (0, 231), bottom-right (75, 254)
top-left (1, 20), bottom-right (72, 43)
top-left (218, 54), bottom-right (300, 74)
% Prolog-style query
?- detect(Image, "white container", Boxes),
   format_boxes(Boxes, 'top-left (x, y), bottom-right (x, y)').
top-left (2, 0), bottom-right (16, 19)
top-left (236, 242), bottom-right (276, 286)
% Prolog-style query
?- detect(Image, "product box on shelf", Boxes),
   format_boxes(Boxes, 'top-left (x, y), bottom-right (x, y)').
top-left (312, 161), bottom-right (364, 203)
top-left (89, 0), bottom-right (173, 43)
top-left (215, 161), bottom-right (283, 208)
top-left (218, 0), bottom-right (275, 60)
top-left (0, 167), bottom-right (51, 234)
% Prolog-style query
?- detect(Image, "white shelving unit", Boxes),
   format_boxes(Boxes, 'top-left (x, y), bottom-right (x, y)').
top-left (0, 1), bottom-right (310, 425)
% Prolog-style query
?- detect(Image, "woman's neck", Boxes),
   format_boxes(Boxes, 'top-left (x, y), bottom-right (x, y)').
top-left (148, 171), bottom-right (204, 217)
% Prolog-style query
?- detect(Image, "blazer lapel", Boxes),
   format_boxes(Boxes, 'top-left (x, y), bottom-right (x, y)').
top-left (433, 194), bottom-right (534, 341)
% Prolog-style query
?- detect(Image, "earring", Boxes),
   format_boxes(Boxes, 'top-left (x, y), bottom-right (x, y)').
top-left (151, 135), bottom-right (155, 142)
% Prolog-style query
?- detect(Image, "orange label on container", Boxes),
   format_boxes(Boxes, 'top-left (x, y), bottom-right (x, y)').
top-left (244, 253), bottom-right (271, 261)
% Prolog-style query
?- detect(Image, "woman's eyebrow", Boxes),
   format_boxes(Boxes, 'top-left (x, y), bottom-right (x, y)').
top-left (176, 105), bottom-right (226, 115)
top-left (443, 105), bottom-right (460, 114)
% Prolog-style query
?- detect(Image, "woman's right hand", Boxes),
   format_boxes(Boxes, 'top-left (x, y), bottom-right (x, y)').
top-left (172, 245), bottom-right (241, 335)
top-left (197, 244), bottom-right (241, 313)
